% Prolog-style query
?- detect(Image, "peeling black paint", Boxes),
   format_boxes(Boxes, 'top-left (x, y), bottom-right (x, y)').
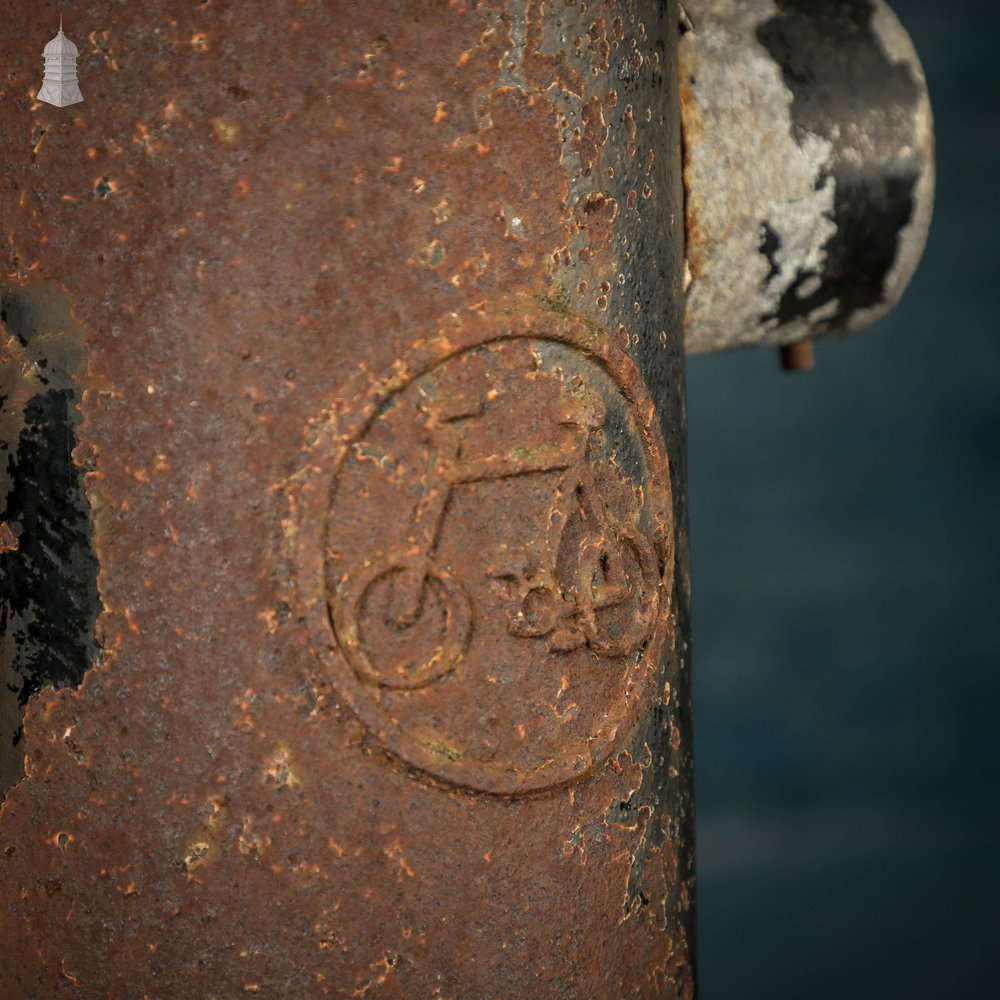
top-left (1, 282), bottom-right (99, 792)
top-left (2, 390), bottom-right (99, 701)
top-left (605, 694), bottom-right (687, 931)
top-left (759, 221), bottom-right (781, 288)
top-left (757, 0), bottom-right (922, 331)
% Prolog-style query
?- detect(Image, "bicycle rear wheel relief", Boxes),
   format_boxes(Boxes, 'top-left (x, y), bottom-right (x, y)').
top-left (294, 302), bottom-right (674, 794)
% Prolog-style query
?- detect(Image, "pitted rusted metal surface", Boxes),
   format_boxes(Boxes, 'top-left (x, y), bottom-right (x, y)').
top-left (295, 303), bottom-right (675, 797)
top-left (1, 2), bottom-right (691, 997)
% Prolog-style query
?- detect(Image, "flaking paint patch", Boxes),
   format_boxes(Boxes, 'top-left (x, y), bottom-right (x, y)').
top-left (756, 0), bottom-right (923, 332)
top-left (681, 0), bottom-right (933, 353)
top-left (680, 0), bottom-right (836, 353)
top-left (0, 280), bottom-right (100, 795)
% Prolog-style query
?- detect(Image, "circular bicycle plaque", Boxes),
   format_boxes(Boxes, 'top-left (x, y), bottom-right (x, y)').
top-left (294, 305), bottom-right (674, 795)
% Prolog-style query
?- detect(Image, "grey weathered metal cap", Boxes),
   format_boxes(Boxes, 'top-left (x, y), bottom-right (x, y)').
top-left (680, 0), bottom-right (935, 356)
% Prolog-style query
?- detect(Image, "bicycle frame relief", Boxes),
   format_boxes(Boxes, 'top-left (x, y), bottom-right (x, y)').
top-left (335, 353), bottom-right (661, 681)
top-left (0, 3), bottom-right (692, 997)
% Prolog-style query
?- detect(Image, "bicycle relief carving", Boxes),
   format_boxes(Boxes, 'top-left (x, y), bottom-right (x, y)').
top-left (333, 378), bottom-right (660, 691)
top-left (298, 319), bottom-right (673, 794)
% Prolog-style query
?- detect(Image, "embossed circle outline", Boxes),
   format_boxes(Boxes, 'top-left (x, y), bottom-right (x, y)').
top-left (293, 302), bottom-right (675, 795)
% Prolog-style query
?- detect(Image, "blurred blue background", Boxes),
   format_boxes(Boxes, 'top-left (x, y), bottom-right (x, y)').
top-left (688, 3), bottom-right (1000, 996)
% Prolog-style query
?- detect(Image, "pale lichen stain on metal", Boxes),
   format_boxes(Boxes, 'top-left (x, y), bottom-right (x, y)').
top-left (264, 744), bottom-right (302, 790)
top-left (211, 118), bottom-right (240, 146)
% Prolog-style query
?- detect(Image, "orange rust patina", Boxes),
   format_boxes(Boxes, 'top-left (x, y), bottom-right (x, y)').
top-left (1, 2), bottom-right (691, 996)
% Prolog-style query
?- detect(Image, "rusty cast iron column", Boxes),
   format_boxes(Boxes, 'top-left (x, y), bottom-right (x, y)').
top-left (1, 2), bottom-right (693, 997)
